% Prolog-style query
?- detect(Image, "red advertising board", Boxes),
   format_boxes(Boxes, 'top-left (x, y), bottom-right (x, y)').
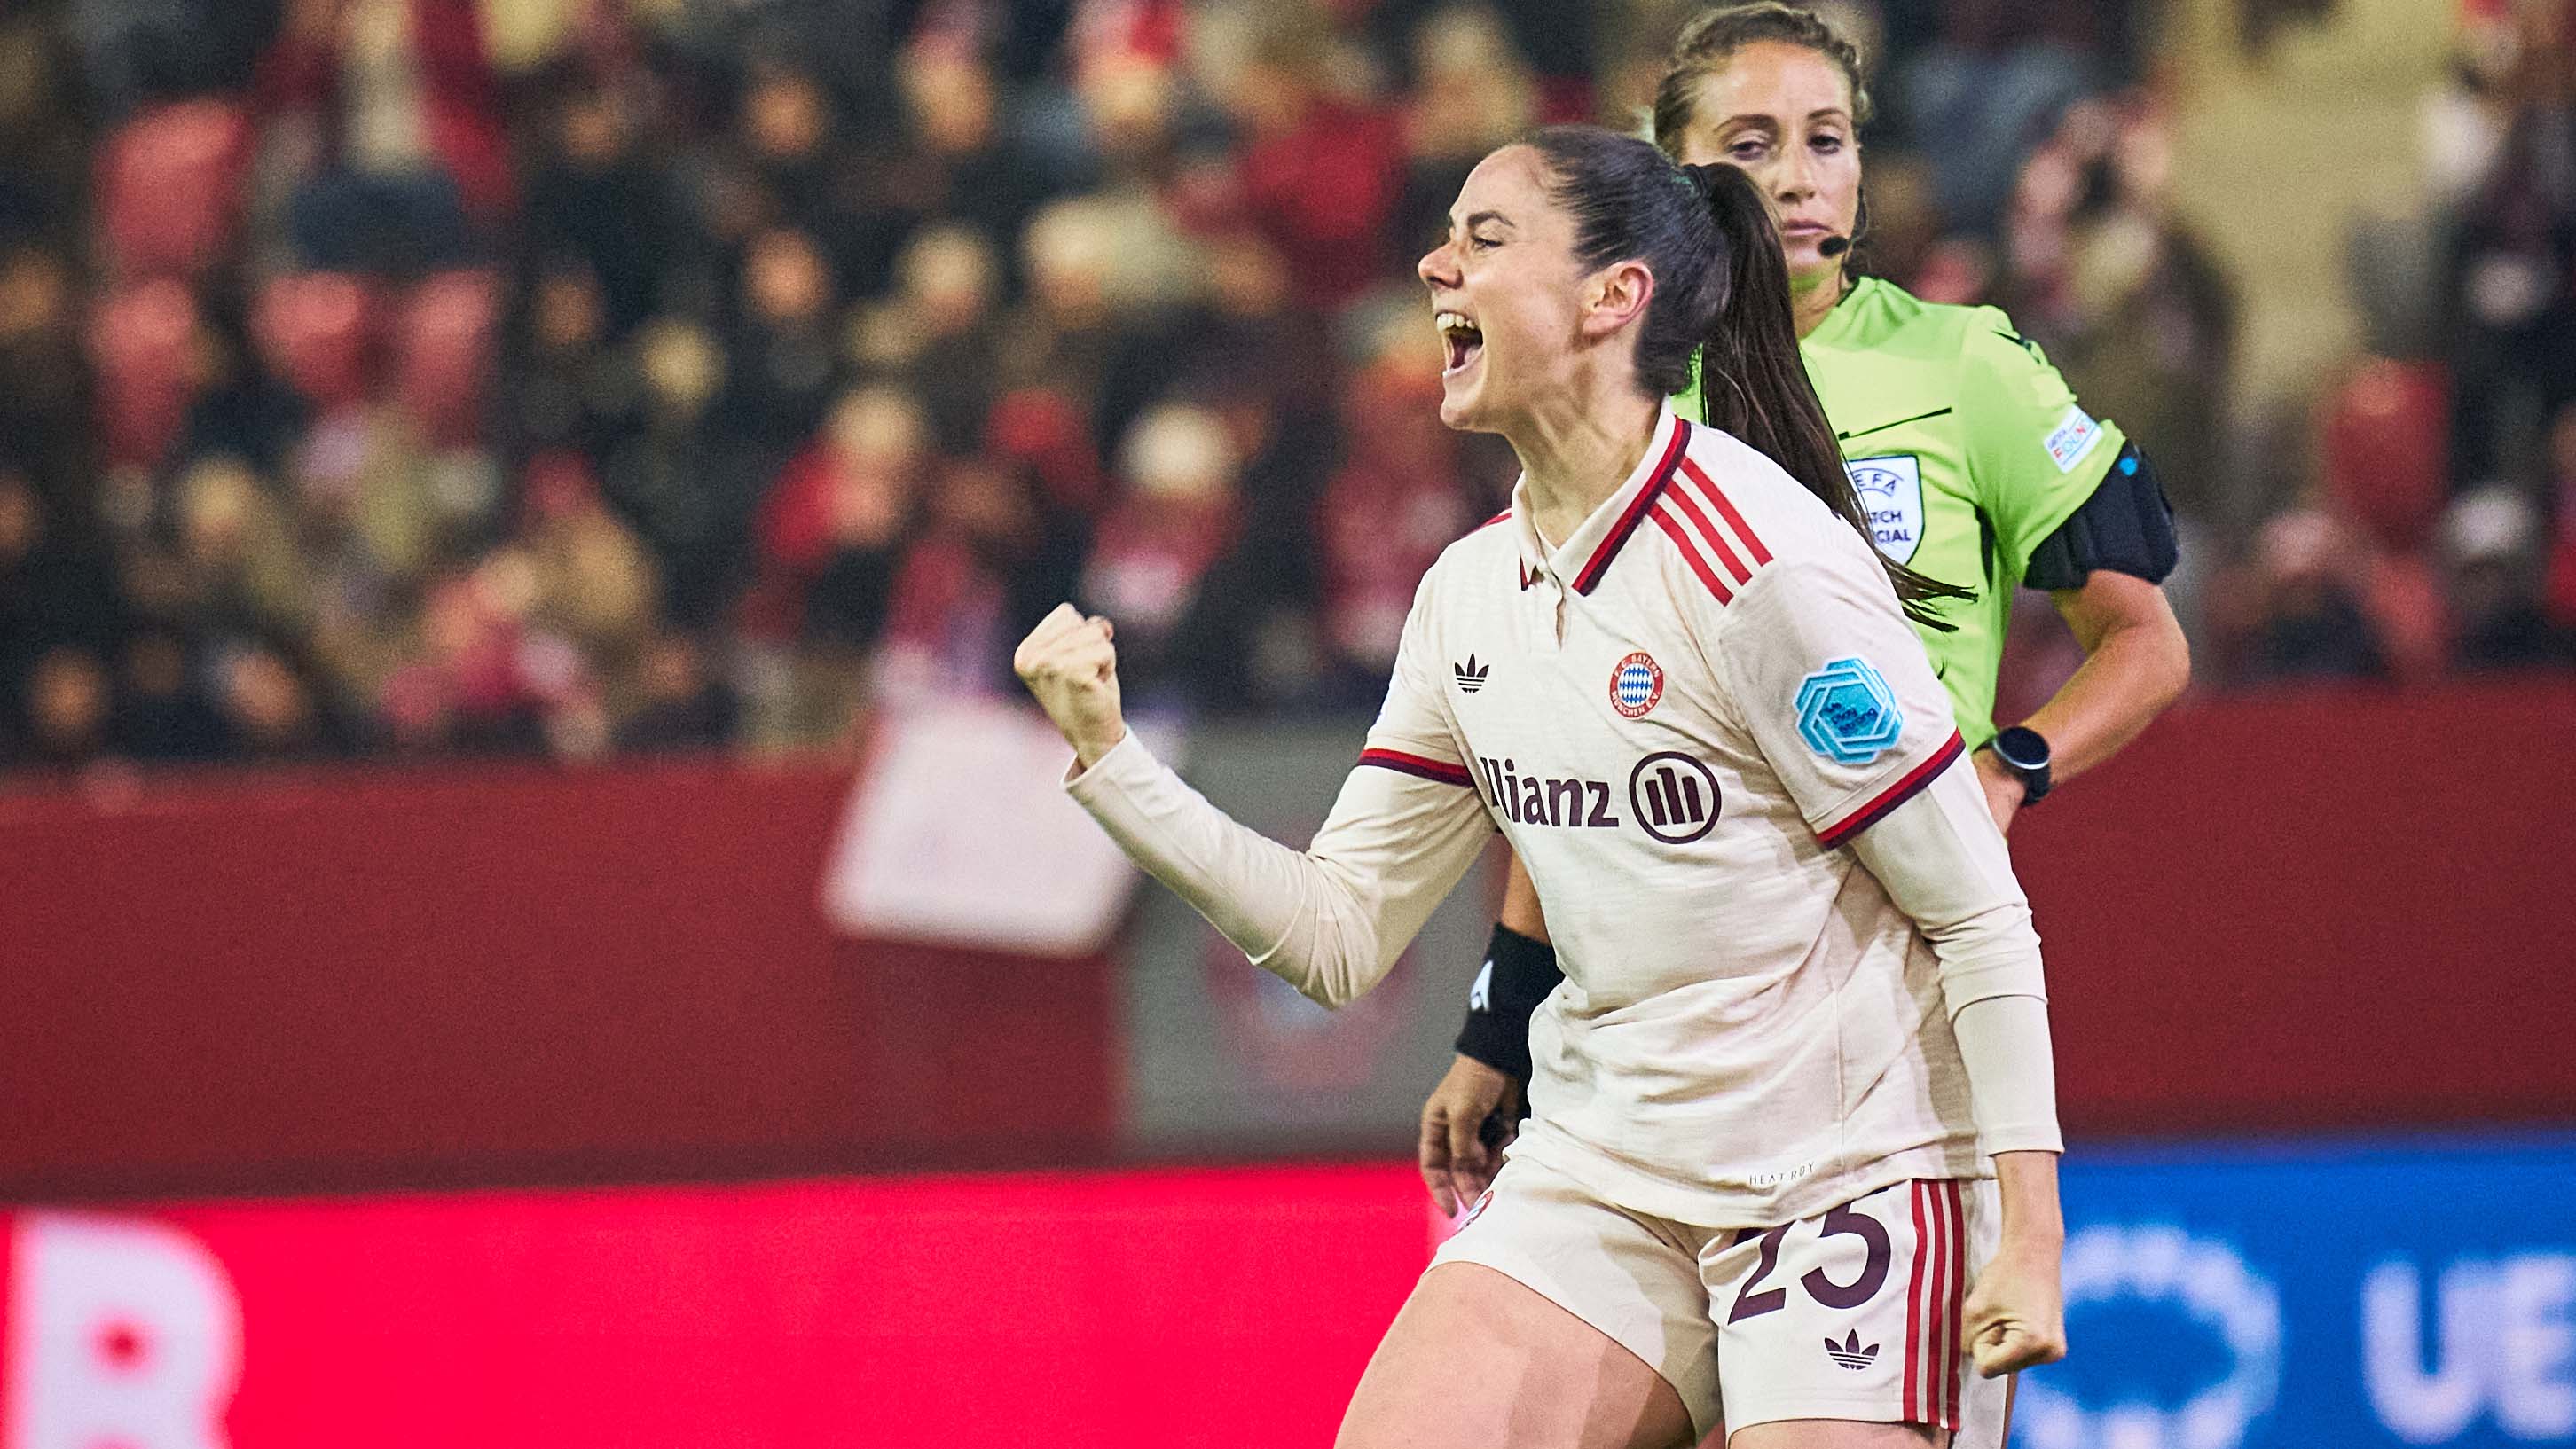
top-left (1, 1164), bottom-right (1441, 1447)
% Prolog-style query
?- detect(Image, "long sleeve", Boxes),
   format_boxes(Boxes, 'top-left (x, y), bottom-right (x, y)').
top-left (1845, 756), bottom-right (2062, 1155)
top-left (1065, 731), bottom-right (1494, 1007)
top-left (1064, 568), bottom-right (1492, 1007)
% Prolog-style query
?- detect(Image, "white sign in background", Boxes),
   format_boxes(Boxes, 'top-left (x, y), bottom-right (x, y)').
top-left (820, 701), bottom-right (1181, 956)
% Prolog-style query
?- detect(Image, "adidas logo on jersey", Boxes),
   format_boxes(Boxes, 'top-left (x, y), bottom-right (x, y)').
top-left (1453, 654), bottom-right (1490, 693)
top-left (1825, 1330), bottom-right (1880, 1370)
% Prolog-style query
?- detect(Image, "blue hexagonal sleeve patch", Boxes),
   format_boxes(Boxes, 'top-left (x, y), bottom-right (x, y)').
top-left (1795, 657), bottom-right (1905, 766)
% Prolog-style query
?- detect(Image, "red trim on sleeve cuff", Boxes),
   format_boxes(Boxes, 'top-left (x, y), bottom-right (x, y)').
top-left (1814, 731), bottom-right (1967, 848)
top-left (1358, 748), bottom-right (1476, 787)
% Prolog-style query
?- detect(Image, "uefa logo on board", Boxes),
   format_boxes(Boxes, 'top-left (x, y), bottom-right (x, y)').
top-left (1609, 651), bottom-right (1664, 719)
top-left (2015, 1223), bottom-right (2282, 1449)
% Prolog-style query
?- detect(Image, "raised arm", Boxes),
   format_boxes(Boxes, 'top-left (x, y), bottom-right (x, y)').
top-left (1017, 603), bottom-right (1493, 1009)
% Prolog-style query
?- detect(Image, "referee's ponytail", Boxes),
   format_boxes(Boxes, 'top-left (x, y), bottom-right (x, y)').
top-left (1528, 129), bottom-right (1965, 625)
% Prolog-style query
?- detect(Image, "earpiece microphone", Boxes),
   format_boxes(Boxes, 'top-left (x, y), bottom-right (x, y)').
top-left (1817, 235), bottom-right (1851, 258)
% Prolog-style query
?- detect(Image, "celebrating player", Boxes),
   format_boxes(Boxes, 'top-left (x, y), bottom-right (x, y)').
top-left (1019, 124), bottom-right (2064, 1448)
top-left (1421, 1), bottom-right (2190, 1230)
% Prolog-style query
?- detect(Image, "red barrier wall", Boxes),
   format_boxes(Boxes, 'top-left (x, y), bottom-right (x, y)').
top-left (2012, 678), bottom-right (2576, 1134)
top-left (0, 759), bottom-right (1118, 1199)
top-left (2, 681), bottom-right (2571, 1201)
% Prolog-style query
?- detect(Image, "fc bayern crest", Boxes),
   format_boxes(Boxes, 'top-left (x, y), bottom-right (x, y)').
top-left (1610, 651), bottom-right (1664, 718)
top-left (1846, 454), bottom-right (1924, 564)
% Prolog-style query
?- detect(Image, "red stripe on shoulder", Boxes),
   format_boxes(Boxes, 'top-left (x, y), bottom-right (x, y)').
top-left (1650, 505), bottom-right (1732, 604)
top-left (1659, 476), bottom-right (1754, 584)
top-left (1679, 458), bottom-right (1772, 568)
top-left (1815, 732), bottom-right (1967, 848)
top-left (1357, 748), bottom-right (1475, 787)
top-left (1476, 510), bottom-right (1512, 531)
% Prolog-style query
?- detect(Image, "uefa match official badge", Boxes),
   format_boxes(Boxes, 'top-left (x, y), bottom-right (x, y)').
top-left (1610, 651), bottom-right (1664, 718)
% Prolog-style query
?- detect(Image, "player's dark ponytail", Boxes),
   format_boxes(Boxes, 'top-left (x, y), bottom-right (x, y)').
top-left (1686, 161), bottom-right (1968, 627)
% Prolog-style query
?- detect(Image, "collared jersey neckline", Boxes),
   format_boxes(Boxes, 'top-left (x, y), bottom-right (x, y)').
top-left (1506, 404), bottom-right (1694, 596)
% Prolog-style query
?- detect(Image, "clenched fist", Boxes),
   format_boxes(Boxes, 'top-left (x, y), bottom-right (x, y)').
top-left (1962, 1233), bottom-right (2068, 1378)
top-left (1014, 602), bottom-right (1127, 768)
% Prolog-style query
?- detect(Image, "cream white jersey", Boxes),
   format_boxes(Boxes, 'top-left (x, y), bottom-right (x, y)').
top-left (1361, 404), bottom-right (1987, 1226)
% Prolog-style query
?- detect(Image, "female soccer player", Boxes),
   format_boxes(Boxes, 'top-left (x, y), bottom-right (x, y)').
top-left (1422, 1), bottom-right (2191, 1225)
top-left (1019, 126), bottom-right (2064, 1449)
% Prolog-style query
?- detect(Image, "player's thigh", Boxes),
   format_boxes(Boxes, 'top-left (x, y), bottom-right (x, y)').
top-left (1339, 1260), bottom-right (1696, 1449)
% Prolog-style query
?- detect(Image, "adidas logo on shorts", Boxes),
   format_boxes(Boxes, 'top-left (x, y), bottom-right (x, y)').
top-left (1825, 1329), bottom-right (1879, 1370)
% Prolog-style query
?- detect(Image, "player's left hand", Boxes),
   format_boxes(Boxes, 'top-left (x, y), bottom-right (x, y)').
top-left (1972, 748), bottom-right (2026, 834)
top-left (1961, 1234), bottom-right (2067, 1376)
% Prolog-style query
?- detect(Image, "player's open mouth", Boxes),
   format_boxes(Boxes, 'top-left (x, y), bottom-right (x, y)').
top-left (1436, 311), bottom-right (1483, 376)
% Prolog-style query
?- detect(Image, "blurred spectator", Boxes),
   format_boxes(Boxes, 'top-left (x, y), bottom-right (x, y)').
top-left (2, 12), bottom-right (95, 236)
top-left (521, 77), bottom-right (673, 338)
top-left (896, 46), bottom-right (1061, 280)
top-left (2234, 510), bottom-right (2393, 684)
top-left (747, 385), bottom-right (929, 649)
top-left (604, 317), bottom-right (752, 625)
top-left (0, 0), bottom-right (2568, 779)
top-left (499, 257), bottom-right (635, 467)
top-left (613, 631), bottom-right (740, 754)
top-left (719, 224), bottom-right (844, 454)
top-left (111, 628), bottom-right (229, 761)
top-left (215, 638), bottom-right (349, 761)
top-left (177, 294), bottom-right (310, 477)
top-left (2444, 484), bottom-right (2576, 670)
top-left (17, 646), bottom-right (114, 771)
top-left (995, 192), bottom-right (1195, 458)
top-left (519, 452), bottom-right (659, 659)
top-left (1315, 314), bottom-right (1473, 694)
top-left (261, 0), bottom-right (510, 273)
top-left (1392, 7), bottom-right (1538, 278)
top-left (1081, 401), bottom-right (1245, 706)
top-left (1, 245), bottom-right (93, 497)
top-left (851, 223), bottom-right (1006, 453)
top-left (1219, 6), bottom-right (1404, 310)
top-left (0, 471), bottom-right (123, 730)
top-left (876, 452), bottom-right (1085, 709)
top-left (1994, 94), bottom-right (2237, 527)
top-left (1896, 0), bottom-right (2105, 235)
top-left (736, 59), bottom-right (901, 300)
top-left (2436, 0), bottom-right (2576, 490)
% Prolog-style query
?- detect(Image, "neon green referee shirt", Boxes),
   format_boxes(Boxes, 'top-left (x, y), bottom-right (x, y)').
top-left (1679, 275), bottom-right (2128, 747)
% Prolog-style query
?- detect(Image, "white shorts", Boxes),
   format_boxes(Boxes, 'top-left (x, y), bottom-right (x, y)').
top-left (1431, 1154), bottom-right (2007, 1443)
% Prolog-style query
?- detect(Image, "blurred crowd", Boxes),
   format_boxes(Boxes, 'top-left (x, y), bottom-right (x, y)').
top-left (0, 0), bottom-right (2569, 776)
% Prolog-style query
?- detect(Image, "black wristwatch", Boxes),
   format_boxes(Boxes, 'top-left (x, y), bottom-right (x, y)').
top-left (1985, 725), bottom-right (2054, 806)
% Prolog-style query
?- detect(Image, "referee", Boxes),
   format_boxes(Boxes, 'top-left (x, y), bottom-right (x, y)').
top-left (1420, 1), bottom-right (2191, 1214)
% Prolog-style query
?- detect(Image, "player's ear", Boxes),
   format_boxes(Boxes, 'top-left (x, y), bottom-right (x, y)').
top-left (1583, 260), bottom-right (1654, 341)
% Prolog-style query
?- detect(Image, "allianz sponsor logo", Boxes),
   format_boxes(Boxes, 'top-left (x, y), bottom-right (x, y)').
top-left (1476, 756), bottom-right (1620, 828)
top-left (1474, 752), bottom-right (1721, 844)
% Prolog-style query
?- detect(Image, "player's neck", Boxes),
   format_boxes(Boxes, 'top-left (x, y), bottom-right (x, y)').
top-left (1506, 381), bottom-right (1661, 552)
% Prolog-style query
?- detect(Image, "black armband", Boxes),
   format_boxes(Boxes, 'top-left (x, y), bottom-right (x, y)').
top-left (1453, 922), bottom-right (1563, 1085)
top-left (2023, 442), bottom-right (2180, 591)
